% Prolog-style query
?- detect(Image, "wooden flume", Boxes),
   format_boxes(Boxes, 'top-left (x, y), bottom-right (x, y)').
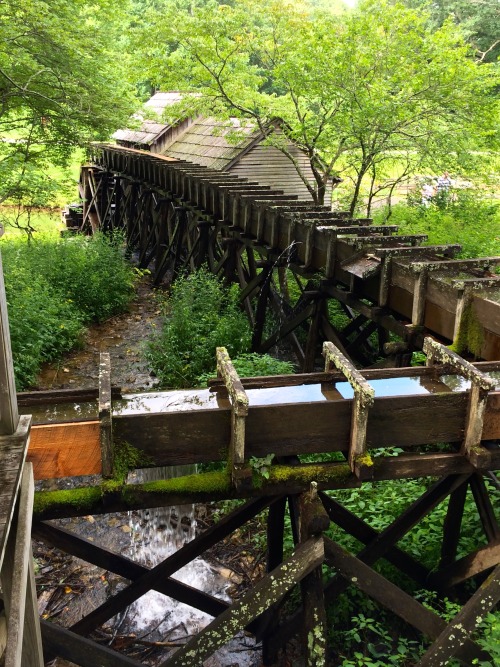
top-left (18, 145), bottom-right (500, 664)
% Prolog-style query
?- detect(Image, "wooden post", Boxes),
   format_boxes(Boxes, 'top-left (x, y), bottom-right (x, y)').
top-left (323, 341), bottom-right (374, 479)
top-left (1, 463), bottom-right (44, 667)
top-left (98, 353), bottom-right (113, 478)
top-left (298, 482), bottom-right (329, 667)
top-left (423, 337), bottom-right (495, 466)
top-left (0, 231), bottom-right (19, 436)
top-left (216, 347), bottom-right (252, 489)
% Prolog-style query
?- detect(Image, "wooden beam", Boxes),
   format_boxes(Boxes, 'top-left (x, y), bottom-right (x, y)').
top-left (319, 491), bottom-right (430, 585)
top-left (216, 347), bottom-right (251, 489)
top-left (70, 496), bottom-right (277, 636)
top-left (0, 248), bottom-right (19, 436)
top-left (33, 521), bottom-right (229, 620)
top-left (157, 537), bottom-right (324, 667)
top-left (99, 353), bottom-right (113, 478)
top-left (430, 539), bottom-right (500, 590)
top-left (323, 341), bottom-right (374, 478)
top-left (1, 464), bottom-right (44, 667)
top-left (41, 621), bottom-right (143, 667)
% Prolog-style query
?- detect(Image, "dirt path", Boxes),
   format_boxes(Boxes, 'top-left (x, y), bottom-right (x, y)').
top-left (36, 278), bottom-right (162, 393)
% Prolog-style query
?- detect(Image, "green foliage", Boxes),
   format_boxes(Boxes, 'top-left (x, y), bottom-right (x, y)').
top-left (135, 0), bottom-right (499, 211)
top-left (0, 0), bottom-right (137, 207)
top-left (474, 613), bottom-right (500, 666)
top-left (147, 268), bottom-right (251, 388)
top-left (225, 352), bottom-right (295, 378)
top-left (374, 189), bottom-right (500, 258)
top-left (2, 232), bottom-right (135, 389)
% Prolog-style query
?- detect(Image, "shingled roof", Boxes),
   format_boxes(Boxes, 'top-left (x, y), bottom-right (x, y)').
top-left (161, 117), bottom-right (260, 170)
top-left (113, 92), bottom-right (184, 147)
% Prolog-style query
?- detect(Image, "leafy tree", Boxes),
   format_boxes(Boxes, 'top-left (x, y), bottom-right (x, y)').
top-left (135, 0), bottom-right (499, 212)
top-left (0, 0), bottom-right (138, 209)
top-left (400, 0), bottom-right (500, 63)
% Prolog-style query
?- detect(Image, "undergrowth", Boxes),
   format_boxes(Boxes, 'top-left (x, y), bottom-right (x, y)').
top-left (2, 232), bottom-right (135, 389)
top-left (374, 188), bottom-right (500, 258)
top-left (146, 268), bottom-right (252, 388)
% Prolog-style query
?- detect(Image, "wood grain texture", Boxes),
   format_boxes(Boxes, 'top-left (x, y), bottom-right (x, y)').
top-left (28, 422), bottom-right (101, 479)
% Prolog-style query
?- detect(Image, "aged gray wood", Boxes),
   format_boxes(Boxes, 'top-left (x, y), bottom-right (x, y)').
top-left (0, 416), bottom-right (30, 570)
top-left (158, 537), bottom-right (324, 667)
top-left (0, 249), bottom-right (18, 436)
top-left (1, 464), bottom-right (43, 667)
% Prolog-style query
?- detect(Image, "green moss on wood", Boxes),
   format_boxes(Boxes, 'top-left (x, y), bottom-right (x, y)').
top-left (111, 439), bottom-right (154, 483)
top-left (33, 486), bottom-right (102, 516)
top-left (269, 463), bottom-right (351, 486)
top-left (127, 470), bottom-right (231, 497)
top-left (450, 301), bottom-right (484, 358)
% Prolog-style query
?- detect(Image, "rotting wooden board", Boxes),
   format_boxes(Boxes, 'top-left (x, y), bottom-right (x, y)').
top-left (28, 421), bottom-right (101, 480)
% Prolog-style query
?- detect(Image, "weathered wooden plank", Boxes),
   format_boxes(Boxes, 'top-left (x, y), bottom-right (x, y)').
top-left (416, 564), bottom-right (500, 667)
top-left (0, 417), bottom-right (30, 570)
top-left (17, 387), bottom-right (121, 407)
top-left (1, 464), bottom-right (44, 667)
top-left (113, 391), bottom-right (495, 466)
top-left (99, 353), bottom-right (113, 478)
top-left (158, 537), bottom-right (324, 667)
top-left (0, 249), bottom-right (19, 436)
top-left (28, 421), bottom-right (101, 479)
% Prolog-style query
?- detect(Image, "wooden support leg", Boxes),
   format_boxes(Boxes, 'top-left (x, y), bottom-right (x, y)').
top-left (299, 483), bottom-right (329, 667)
top-left (262, 496), bottom-right (287, 666)
top-left (469, 473), bottom-right (500, 543)
top-left (439, 478), bottom-right (469, 570)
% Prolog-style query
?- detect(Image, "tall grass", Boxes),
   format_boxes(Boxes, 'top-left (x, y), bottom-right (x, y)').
top-left (2, 232), bottom-right (136, 389)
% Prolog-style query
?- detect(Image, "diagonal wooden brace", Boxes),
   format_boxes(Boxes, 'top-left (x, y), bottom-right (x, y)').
top-left (423, 337), bottom-right (495, 467)
top-left (323, 341), bottom-right (375, 479)
top-left (216, 347), bottom-right (252, 490)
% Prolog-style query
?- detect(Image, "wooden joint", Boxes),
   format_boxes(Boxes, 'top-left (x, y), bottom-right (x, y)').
top-left (322, 342), bottom-right (374, 478)
top-left (216, 347), bottom-right (250, 489)
top-left (98, 353), bottom-right (113, 478)
top-left (423, 337), bottom-right (495, 462)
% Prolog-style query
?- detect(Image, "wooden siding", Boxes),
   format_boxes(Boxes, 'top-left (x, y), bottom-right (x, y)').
top-left (230, 143), bottom-right (328, 204)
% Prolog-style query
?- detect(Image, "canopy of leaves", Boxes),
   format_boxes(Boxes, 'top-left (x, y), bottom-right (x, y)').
top-left (0, 0), bottom-right (138, 205)
top-left (134, 0), bottom-right (499, 211)
top-left (401, 0), bottom-right (500, 63)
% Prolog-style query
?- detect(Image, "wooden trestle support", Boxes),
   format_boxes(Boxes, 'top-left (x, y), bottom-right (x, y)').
top-left (20, 143), bottom-right (500, 665)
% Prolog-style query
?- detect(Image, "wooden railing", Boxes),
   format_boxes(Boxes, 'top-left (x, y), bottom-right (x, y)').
top-left (0, 231), bottom-right (43, 666)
